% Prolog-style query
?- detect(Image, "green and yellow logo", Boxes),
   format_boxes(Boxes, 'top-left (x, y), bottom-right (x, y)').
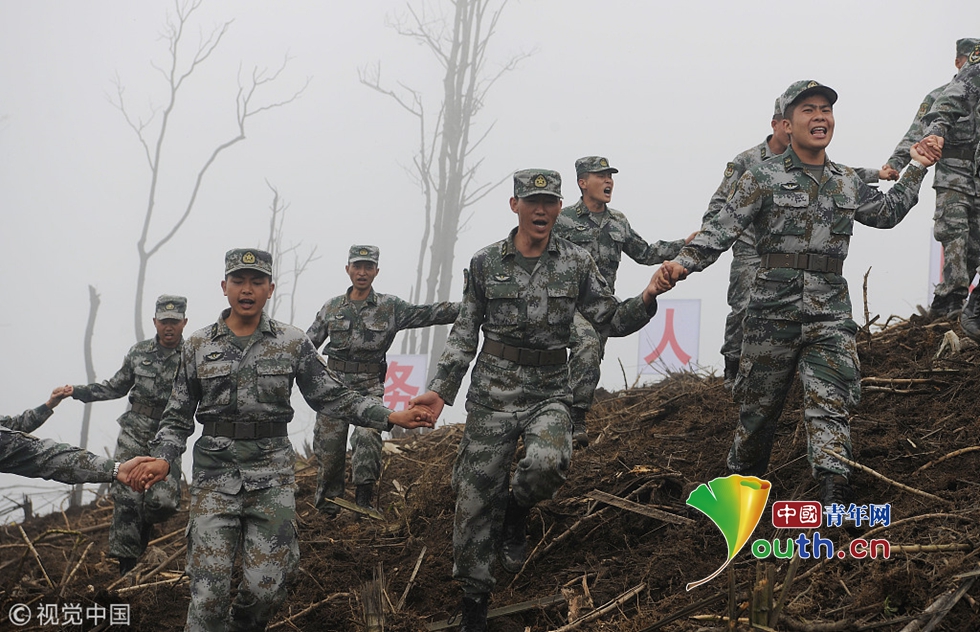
top-left (685, 474), bottom-right (771, 590)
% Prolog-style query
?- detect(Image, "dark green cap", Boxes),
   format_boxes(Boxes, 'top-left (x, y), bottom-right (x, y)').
top-left (225, 248), bottom-right (273, 276)
top-left (513, 169), bottom-right (562, 198)
top-left (155, 294), bottom-right (187, 320)
top-left (348, 244), bottom-right (379, 265)
top-left (777, 80), bottom-right (838, 116)
top-left (956, 38), bottom-right (980, 58)
top-left (574, 156), bottom-right (618, 176)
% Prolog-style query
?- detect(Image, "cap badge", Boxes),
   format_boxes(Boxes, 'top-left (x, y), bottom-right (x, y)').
top-left (242, 252), bottom-right (256, 264)
top-left (165, 303), bottom-right (175, 310)
top-left (806, 81), bottom-right (818, 89)
top-left (533, 175), bottom-right (547, 188)
top-left (359, 249), bottom-right (368, 255)
top-left (599, 159), bottom-right (608, 168)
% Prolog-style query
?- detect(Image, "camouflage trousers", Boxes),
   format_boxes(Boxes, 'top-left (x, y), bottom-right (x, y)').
top-left (567, 311), bottom-right (608, 416)
top-left (110, 413), bottom-right (181, 559)
top-left (452, 398), bottom-right (572, 594)
top-left (312, 384), bottom-right (384, 510)
top-left (721, 239), bottom-right (761, 362)
top-left (184, 485), bottom-right (299, 632)
top-left (932, 187), bottom-right (980, 298)
top-left (728, 316), bottom-right (860, 479)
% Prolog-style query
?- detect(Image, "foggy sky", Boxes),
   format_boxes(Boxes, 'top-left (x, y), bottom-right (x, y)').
top-left (1, 0), bottom-right (977, 515)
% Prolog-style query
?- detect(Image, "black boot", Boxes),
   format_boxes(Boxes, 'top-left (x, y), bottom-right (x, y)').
top-left (946, 290), bottom-right (968, 319)
top-left (458, 593), bottom-right (488, 632)
top-left (819, 471), bottom-right (852, 508)
top-left (118, 557), bottom-right (137, 577)
top-left (499, 492), bottom-right (530, 573)
top-left (961, 290), bottom-right (980, 341)
top-left (570, 408), bottom-right (589, 449)
top-left (355, 483), bottom-right (375, 510)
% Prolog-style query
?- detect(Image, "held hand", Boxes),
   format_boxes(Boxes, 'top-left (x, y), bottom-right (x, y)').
top-left (911, 141), bottom-right (939, 168)
top-left (45, 386), bottom-right (72, 410)
top-left (878, 165), bottom-right (900, 181)
top-left (915, 135), bottom-right (943, 163)
top-left (127, 458), bottom-right (170, 492)
top-left (410, 390), bottom-right (446, 420)
top-left (389, 406), bottom-right (436, 430)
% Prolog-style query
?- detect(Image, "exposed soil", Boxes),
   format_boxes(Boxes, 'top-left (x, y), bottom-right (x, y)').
top-left (3, 312), bottom-right (980, 631)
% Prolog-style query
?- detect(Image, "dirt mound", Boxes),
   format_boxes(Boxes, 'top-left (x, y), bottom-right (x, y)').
top-left (3, 313), bottom-right (980, 631)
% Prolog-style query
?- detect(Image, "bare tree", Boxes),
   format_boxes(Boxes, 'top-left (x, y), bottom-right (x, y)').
top-left (263, 181), bottom-right (319, 326)
top-left (360, 0), bottom-right (528, 378)
top-left (112, 0), bottom-right (310, 341)
top-left (70, 285), bottom-right (100, 509)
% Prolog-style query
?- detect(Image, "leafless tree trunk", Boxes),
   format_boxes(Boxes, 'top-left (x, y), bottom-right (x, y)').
top-left (113, 0), bottom-right (310, 341)
top-left (70, 285), bottom-right (100, 509)
top-left (361, 0), bottom-right (527, 378)
top-left (264, 181), bottom-right (319, 326)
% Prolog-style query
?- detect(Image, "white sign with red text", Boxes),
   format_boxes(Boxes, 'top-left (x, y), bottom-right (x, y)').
top-left (637, 299), bottom-right (700, 375)
top-left (384, 354), bottom-right (428, 411)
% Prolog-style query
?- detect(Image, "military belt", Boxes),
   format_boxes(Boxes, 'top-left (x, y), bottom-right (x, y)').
top-left (941, 144), bottom-right (976, 161)
top-left (482, 340), bottom-right (567, 366)
top-left (761, 252), bottom-right (843, 275)
top-left (130, 402), bottom-right (166, 420)
top-left (202, 421), bottom-right (288, 440)
top-left (327, 357), bottom-right (383, 374)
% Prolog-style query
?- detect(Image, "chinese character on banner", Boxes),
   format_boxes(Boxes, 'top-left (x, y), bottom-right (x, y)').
top-left (637, 299), bottom-right (700, 375)
top-left (384, 354), bottom-right (428, 411)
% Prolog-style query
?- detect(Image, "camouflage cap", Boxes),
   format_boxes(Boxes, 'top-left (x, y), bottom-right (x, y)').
top-left (224, 248), bottom-right (273, 276)
top-left (513, 169), bottom-right (562, 199)
top-left (772, 97), bottom-right (783, 119)
top-left (777, 80), bottom-right (838, 116)
top-left (956, 38), bottom-right (980, 58)
top-left (348, 244), bottom-right (379, 265)
top-left (154, 294), bottom-right (187, 320)
top-left (574, 156), bottom-right (619, 176)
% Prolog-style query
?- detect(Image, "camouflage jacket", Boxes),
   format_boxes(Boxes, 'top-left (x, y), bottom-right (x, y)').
top-left (887, 79), bottom-right (977, 194)
top-left (1, 427), bottom-right (115, 484)
top-left (553, 198), bottom-right (685, 290)
top-left (704, 137), bottom-right (884, 248)
top-left (674, 147), bottom-right (927, 322)
top-left (307, 288), bottom-right (458, 390)
top-left (429, 228), bottom-right (656, 409)
top-left (0, 405), bottom-right (53, 434)
top-left (72, 337), bottom-right (182, 410)
top-left (150, 310), bottom-right (393, 493)
top-left (922, 59), bottom-right (980, 178)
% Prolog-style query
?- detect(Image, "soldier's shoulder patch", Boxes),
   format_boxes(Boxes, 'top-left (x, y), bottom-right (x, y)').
top-left (724, 162), bottom-right (736, 178)
top-left (970, 44), bottom-right (980, 65)
top-left (780, 182), bottom-right (800, 191)
top-left (204, 351), bottom-right (224, 362)
top-left (917, 101), bottom-right (929, 117)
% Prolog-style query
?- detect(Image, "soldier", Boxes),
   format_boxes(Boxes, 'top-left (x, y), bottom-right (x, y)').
top-left (306, 244), bottom-right (459, 515)
top-left (0, 386), bottom-right (72, 433)
top-left (884, 38), bottom-right (980, 319)
top-left (412, 170), bottom-right (671, 631)
top-left (918, 40), bottom-right (980, 338)
top-left (130, 248), bottom-right (434, 632)
top-left (552, 156), bottom-right (693, 447)
top-left (705, 101), bottom-right (897, 388)
top-left (59, 295), bottom-right (188, 576)
top-left (1, 426), bottom-right (152, 487)
top-left (658, 80), bottom-right (937, 507)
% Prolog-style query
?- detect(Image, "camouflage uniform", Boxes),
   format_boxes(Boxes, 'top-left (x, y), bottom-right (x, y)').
top-left (922, 41), bottom-right (980, 291)
top-left (306, 247), bottom-right (458, 511)
top-left (72, 297), bottom-right (186, 562)
top-left (707, 138), bottom-right (883, 373)
top-left (674, 143), bottom-right (928, 479)
top-left (553, 157), bottom-right (685, 421)
top-left (1, 426), bottom-right (119, 483)
top-left (887, 64), bottom-right (979, 309)
top-left (150, 249), bottom-right (399, 632)
top-left (0, 404), bottom-right (54, 433)
top-left (429, 170), bottom-right (657, 595)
